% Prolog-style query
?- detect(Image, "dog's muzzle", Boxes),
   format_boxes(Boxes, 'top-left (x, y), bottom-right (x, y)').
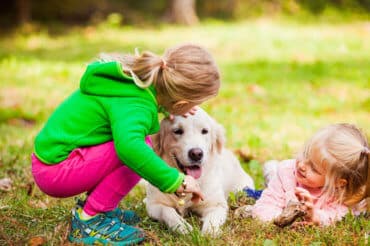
top-left (174, 154), bottom-right (203, 179)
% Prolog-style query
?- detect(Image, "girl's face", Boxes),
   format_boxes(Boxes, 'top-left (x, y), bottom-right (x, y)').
top-left (295, 146), bottom-right (326, 188)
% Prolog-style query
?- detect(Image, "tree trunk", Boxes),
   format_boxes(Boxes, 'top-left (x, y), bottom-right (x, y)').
top-left (168, 0), bottom-right (198, 25)
top-left (16, 0), bottom-right (31, 25)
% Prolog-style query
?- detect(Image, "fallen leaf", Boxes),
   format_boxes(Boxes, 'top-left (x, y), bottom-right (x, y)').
top-left (235, 147), bottom-right (254, 162)
top-left (28, 236), bottom-right (46, 246)
top-left (0, 178), bottom-right (12, 191)
top-left (19, 182), bottom-right (35, 196)
top-left (246, 84), bottom-right (266, 96)
top-left (7, 118), bottom-right (36, 127)
top-left (28, 200), bottom-right (48, 210)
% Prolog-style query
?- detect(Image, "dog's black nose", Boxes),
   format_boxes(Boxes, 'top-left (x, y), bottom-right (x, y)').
top-left (188, 148), bottom-right (203, 161)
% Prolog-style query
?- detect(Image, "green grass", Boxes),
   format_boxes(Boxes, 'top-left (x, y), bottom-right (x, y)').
top-left (0, 19), bottom-right (369, 245)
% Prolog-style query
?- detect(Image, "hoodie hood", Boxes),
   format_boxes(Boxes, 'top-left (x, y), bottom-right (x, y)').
top-left (80, 61), bottom-right (157, 104)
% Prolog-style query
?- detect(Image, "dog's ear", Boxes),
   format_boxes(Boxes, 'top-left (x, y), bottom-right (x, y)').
top-left (151, 119), bottom-right (170, 156)
top-left (150, 132), bottom-right (162, 156)
top-left (212, 120), bottom-right (226, 154)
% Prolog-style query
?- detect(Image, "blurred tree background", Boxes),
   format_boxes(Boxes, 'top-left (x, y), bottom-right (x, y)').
top-left (1, 0), bottom-right (369, 31)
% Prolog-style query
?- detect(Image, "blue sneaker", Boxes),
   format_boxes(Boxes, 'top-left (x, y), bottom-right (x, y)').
top-left (105, 208), bottom-right (141, 226)
top-left (68, 207), bottom-right (145, 245)
top-left (76, 199), bottom-right (140, 225)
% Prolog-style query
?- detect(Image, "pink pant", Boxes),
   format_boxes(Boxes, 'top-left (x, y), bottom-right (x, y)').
top-left (31, 137), bottom-right (152, 216)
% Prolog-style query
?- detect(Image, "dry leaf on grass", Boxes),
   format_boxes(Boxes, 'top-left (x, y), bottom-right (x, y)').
top-left (19, 182), bottom-right (35, 196)
top-left (54, 222), bottom-right (71, 244)
top-left (7, 118), bottom-right (36, 127)
top-left (0, 205), bottom-right (9, 209)
top-left (246, 84), bottom-right (266, 96)
top-left (145, 230), bottom-right (162, 246)
top-left (234, 205), bottom-right (254, 218)
top-left (28, 236), bottom-right (46, 246)
top-left (235, 147), bottom-right (254, 162)
top-left (0, 178), bottom-right (12, 191)
top-left (28, 199), bottom-right (49, 210)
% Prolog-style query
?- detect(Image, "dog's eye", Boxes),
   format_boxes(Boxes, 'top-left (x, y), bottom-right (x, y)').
top-left (173, 128), bottom-right (184, 135)
top-left (201, 129), bottom-right (208, 134)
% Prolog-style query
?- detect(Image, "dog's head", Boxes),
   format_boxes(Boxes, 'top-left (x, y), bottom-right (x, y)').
top-left (151, 108), bottom-right (225, 180)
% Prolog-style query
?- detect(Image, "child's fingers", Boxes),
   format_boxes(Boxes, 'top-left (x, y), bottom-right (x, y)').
top-left (295, 190), bottom-right (305, 201)
top-left (295, 187), bottom-right (309, 194)
top-left (191, 191), bottom-right (204, 203)
top-left (182, 107), bottom-right (199, 118)
top-left (183, 175), bottom-right (204, 203)
top-left (295, 187), bottom-right (311, 202)
top-left (169, 107), bottom-right (199, 120)
top-left (292, 221), bottom-right (314, 228)
top-left (188, 107), bottom-right (198, 115)
top-left (298, 193), bottom-right (312, 203)
top-left (301, 201), bottom-right (314, 211)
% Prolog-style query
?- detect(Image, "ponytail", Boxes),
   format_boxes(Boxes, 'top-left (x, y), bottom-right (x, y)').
top-left (99, 50), bottom-right (165, 89)
top-left (99, 44), bottom-right (220, 105)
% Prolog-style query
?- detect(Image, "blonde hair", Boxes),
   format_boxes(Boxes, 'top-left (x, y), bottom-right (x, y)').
top-left (99, 44), bottom-right (220, 107)
top-left (299, 123), bottom-right (369, 207)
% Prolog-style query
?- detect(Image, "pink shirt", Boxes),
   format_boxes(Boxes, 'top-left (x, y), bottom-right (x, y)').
top-left (252, 159), bottom-right (349, 226)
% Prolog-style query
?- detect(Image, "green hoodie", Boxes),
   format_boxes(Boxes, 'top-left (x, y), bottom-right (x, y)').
top-left (34, 61), bottom-right (184, 193)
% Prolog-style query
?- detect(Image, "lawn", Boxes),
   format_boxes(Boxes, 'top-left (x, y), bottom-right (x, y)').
top-left (0, 19), bottom-right (369, 245)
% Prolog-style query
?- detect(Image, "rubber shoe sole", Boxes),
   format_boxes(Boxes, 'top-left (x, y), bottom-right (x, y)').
top-left (68, 233), bottom-right (145, 245)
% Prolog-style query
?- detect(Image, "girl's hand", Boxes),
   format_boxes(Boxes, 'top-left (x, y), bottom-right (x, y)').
top-left (295, 187), bottom-right (316, 223)
top-left (184, 106), bottom-right (198, 117)
top-left (176, 175), bottom-right (204, 203)
top-left (291, 221), bottom-right (315, 228)
top-left (169, 106), bottom-right (199, 121)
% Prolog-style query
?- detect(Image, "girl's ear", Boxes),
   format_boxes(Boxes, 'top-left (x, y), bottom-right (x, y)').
top-left (336, 178), bottom-right (348, 188)
top-left (172, 100), bottom-right (190, 113)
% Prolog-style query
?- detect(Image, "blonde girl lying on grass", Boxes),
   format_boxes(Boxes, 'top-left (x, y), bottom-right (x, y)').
top-left (240, 123), bottom-right (369, 226)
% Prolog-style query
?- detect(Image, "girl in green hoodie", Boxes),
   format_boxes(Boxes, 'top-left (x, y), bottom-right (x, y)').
top-left (32, 43), bottom-right (221, 245)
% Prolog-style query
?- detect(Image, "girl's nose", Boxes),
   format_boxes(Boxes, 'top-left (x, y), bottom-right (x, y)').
top-left (297, 160), bottom-right (306, 171)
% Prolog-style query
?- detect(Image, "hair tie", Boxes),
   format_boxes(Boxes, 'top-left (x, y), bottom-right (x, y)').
top-left (161, 58), bottom-right (167, 69)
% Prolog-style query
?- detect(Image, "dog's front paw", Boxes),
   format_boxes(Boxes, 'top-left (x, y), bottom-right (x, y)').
top-left (171, 220), bottom-right (193, 234)
top-left (200, 207), bottom-right (227, 237)
top-left (201, 222), bottom-right (221, 237)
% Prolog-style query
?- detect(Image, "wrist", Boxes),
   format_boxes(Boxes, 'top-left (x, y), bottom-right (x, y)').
top-left (175, 178), bottom-right (187, 197)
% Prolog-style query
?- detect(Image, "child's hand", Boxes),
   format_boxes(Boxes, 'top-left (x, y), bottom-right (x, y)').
top-left (176, 175), bottom-right (204, 203)
top-left (291, 221), bottom-right (315, 228)
top-left (169, 106), bottom-right (198, 121)
top-left (295, 187), bottom-right (317, 223)
top-left (183, 106), bottom-right (198, 117)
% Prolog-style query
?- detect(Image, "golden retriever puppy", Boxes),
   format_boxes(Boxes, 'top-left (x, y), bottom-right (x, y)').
top-left (145, 108), bottom-right (254, 236)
